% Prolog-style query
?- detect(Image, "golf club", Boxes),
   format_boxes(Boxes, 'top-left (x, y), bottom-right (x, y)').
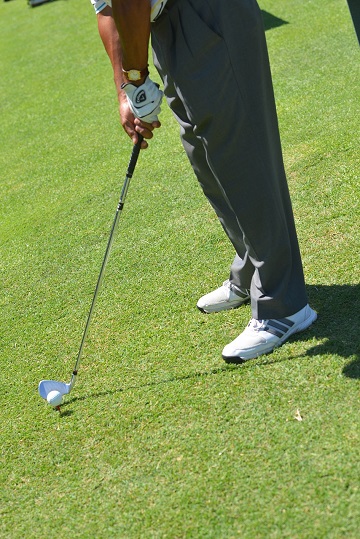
top-left (39, 135), bottom-right (143, 407)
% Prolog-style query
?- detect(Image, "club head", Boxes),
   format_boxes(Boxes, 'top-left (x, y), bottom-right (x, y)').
top-left (38, 380), bottom-right (71, 400)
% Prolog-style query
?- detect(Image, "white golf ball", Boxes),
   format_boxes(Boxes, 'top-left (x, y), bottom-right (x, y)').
top-left (47, 390), bottom-right (63, 407)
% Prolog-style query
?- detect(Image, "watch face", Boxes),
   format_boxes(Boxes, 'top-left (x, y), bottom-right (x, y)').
top-left (128, 70), bottom-right (140, 81)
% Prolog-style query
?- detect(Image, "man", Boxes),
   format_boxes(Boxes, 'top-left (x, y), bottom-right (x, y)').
top-left (91, 0), bottom-right (317, 362)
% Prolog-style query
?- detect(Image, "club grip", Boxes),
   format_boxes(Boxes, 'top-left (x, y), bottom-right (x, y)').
top-left (127, 134), bottom-right (144, 177)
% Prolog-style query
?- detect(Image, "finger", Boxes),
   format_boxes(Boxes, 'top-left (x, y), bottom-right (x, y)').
top-left (134, 124), bottom-right (157, 145)
top-left (123, 122), bottom-right (148, 149)
top-left (134, 118), bottom-right (161, 132)
top-left (132, 129), bottom-right (148, 149)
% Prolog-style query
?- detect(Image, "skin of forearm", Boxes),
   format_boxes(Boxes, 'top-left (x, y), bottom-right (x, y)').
top-left (96, 1), bottom-right (158, 148)
top-left (97, 7), bottom-right (125, 100)
top-left (111, 0), bottom-right (151, 72)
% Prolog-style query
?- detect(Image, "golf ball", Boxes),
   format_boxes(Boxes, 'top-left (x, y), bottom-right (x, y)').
top-left (47, 390), bottom-right (63, 407)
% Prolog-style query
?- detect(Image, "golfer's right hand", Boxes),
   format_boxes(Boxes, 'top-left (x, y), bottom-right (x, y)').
top-left (119, 100), bottom-right (160, 149)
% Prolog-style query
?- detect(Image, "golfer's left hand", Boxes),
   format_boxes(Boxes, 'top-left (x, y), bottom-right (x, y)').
top-left (121, 76), bottom-right (163, 123)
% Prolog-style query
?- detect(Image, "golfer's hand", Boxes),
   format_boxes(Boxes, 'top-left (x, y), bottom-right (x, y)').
top-left (119, 99), bottom-right (160, 149)
top-left (121, 76), bottom-right (163, 123)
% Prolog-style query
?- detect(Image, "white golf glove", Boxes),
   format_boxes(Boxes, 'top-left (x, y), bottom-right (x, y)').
top-left (121, 77), bottom-right (163, 123)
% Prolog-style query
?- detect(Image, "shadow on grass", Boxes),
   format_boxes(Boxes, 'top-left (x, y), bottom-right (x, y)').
top-left (261, 10), bottom-right (288, 31)
top-left (61, 365), bottom-right (234, 409)
top-left (258, 284), bottom-right (359, 377)
top-left (60, 284), bottom-right (359, 412)
top-left (305, 284), bottom-right (359, 378)
top-left (346, 0), bottom-right (360, 43)
top-left (27, 0), bottom-right (59, 7)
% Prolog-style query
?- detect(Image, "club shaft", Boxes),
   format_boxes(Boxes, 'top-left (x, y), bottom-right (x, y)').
top-left (70, 136), bottom-right (143, 387)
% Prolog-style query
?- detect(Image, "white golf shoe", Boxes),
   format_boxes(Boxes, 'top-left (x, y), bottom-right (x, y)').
top-left (222, 304), bottom-right (317, 362)
top-left (197, 280), bottom-right (250, 313)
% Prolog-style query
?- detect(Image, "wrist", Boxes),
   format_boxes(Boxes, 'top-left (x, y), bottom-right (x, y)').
top-left (122, 66), bottom-right (149, 83)
top-left (129, 76), bottom-right (147, 88)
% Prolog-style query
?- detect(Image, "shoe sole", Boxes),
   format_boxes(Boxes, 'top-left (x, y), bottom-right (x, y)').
top-left (197, 296), bottom-right (250, 314)
top-left (222, 308), bottom-right (318, 363)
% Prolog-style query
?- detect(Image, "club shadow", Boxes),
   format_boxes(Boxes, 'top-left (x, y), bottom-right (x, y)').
top-left (63, 365), bottom-right (238, 405)
top-left (62, 283), bottom-right (359, 407)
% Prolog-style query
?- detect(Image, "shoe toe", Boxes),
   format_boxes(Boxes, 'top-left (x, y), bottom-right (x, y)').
top-left (222, 304), bottom-right (317, 362)
top-left (222, 332), bottom-right (267, 359)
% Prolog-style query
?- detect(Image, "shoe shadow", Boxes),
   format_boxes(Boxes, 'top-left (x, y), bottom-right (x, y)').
top-left (306, 283), bottom-right (360, 379)
top-left (258, 284), bottom-right (359, 378)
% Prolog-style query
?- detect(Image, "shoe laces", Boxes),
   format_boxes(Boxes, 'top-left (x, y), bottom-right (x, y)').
top-left (248, 318), bottom-right (267, 331)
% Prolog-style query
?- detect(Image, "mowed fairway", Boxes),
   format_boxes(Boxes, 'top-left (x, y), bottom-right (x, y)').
top-left (0, 0), bottom-right (359, 537)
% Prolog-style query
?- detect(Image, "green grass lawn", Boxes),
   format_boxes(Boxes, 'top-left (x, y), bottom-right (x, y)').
top-left (0, 0), bottom-right (359, 537)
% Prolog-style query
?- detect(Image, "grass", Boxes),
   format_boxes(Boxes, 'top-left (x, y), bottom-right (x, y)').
top-left (0, 0), bottom-right (359, 537)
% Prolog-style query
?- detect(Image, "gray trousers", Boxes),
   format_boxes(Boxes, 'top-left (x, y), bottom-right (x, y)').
top-left (151, 0), bottom-right (308, 319)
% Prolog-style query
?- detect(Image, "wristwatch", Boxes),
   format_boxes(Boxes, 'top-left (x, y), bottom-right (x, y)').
top-left (122, 67), bottom-right (149, 82)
